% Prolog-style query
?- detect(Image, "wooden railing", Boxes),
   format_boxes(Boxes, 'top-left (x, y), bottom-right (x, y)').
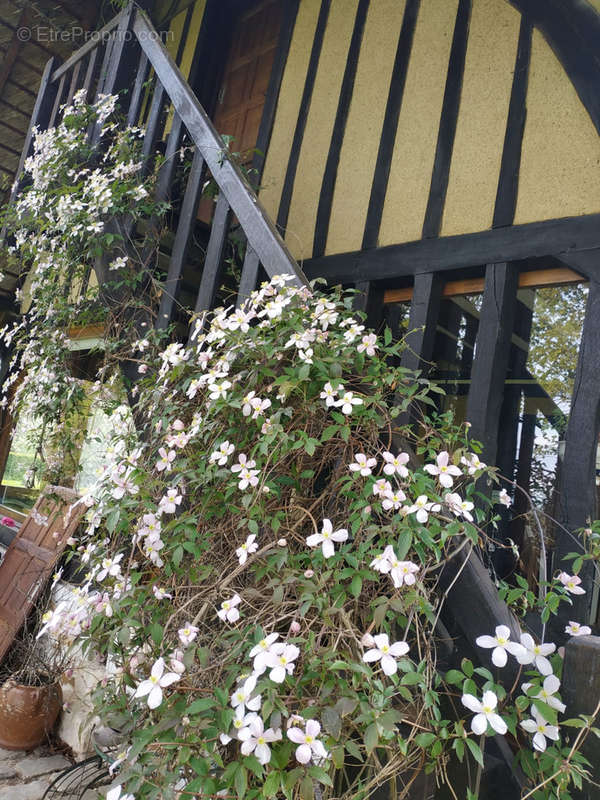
top-left (6, 3), bottom-right (309, 328)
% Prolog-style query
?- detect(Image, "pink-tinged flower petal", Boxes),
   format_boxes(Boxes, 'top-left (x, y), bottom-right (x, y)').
top-left (423, 465), bottom-right (437, 475)
top-left (295, 744), bottom-right (312, 764)
top-left (439, 473), bottom-right (454, 488)
top-left (505, 641), bottom-right (527, 658)
top-left (389, 641), bottom-right (410, 657)
top-left (331, 529), bottom-right (348, 542)
top-left (461, 694), bottom-right (483, 714)
top-left (287, 727), bottom-right (306, 744)
top-left (470, 713), bottom-right (487, 735)
top-left (237, 727), bottom-right (253, 742)
top-left (255, 742), bottom-right (271, 764)
top-left (491, 647), bottom-right (508, 668)
top-left (373, 634), bottom-right (389, 650)
top-left (543, 675), bottom-right (560, 695)
top-left (147, 685), bottom-right (163, 709)
top-left (437, 452), bottom-right (449, 467)
top-left (269, 665), bottom-right (286, 683)
top-left (535, 655), bottom-right (553, 676)
top-left (363, 648), bottom-right (382, 663)
top-left (416, 508), bottom-right (428, 524)
top-left (495, 625), bottom-right (511, 640)
top-left (481, 691), bottom-right (498, 710)
top-left (532, 732), bottom-right (547, 752)
top-left (520, 719), bottom-right (537, 733)
top-left (305, 719), bottom-right (321, 738)
top-left (160, 673), bottom-right (180, 688)
top-left (488, 714), bottom-right (507, 735)
top-left (322, 519), bottom-right (333, 534)
top-left (381, 654), bottom-right (398, 675)
top-left (312, 740), bottom-right (329, 759)
top-left (306, 533), bottom-right (322, 548)
top-left (476, 635), bottom-right (498, 648)
top-left (133, 679), bottom-right (153, 698)
top-left (322, 539), bottom-right (335, 559)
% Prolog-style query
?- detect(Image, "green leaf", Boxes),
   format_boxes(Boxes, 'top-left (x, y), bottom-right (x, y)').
top-left (299, 775), bottom-right (314, 800)
top-left (234, 765), bottom-right (247, 799)
top-left (263, 770), bottom-right (280, 797)
top-left (187, 697), bottom-right (215, 714)
top-left (453, 738), bottom-right (465, 763)
top-left (466, 737), bottom-right (484, 767)
top-left (248, 519), bottom-right (259, 535)
top-left (445, 670), bottom-right (464, 686)
top-left (415, 732), bottom-right (436, 748)
top-left (364, 723), bottom-right (379, 755)
top-left (322, 706), bottom-right (342, 740)
top-left (461, 658), bottom-right (474, 678)
top-left (350, 575), bottom-right (362, 597)
top-left (308, 766), bottom-right (333, 787)
top-left (345, 738), bottom-right (363, 762)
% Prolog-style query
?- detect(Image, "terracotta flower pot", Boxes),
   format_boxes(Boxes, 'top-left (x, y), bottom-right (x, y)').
top-left (0, 679), bottom-right (62, 751)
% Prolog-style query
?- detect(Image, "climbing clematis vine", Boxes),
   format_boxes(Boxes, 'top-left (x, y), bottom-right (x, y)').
top-left (133, 657), bottom-right (180, 710)
top-left (362, 633), bottom-right (410, 675)
top-left (238, 717), bottom-right (282, 764)
top-left (516, 633), bottom-right (556, 675)
top-left (306, 519), bottom-right (348, 558)
top-left (287, 719), bottom-right (329, 764)
top-left (520, 708), bottom-right (560, 752)
top-left (461, 690), bottom-right (507, 735)
top-left (476, 625), bottom-right (526, 667)
top-left (424, 451), bottom-right (462, 488)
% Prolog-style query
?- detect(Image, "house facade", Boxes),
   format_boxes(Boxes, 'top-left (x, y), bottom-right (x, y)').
top-left (0, 0), bottom-right (599, 627)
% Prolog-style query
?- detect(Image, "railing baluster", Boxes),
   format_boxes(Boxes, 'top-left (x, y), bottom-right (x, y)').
top-left (141, 81), bottom-right (166, 174)
top-left (81, 48), bottom-right (98, 102)
top-left (194, 192), bottom-right (232, 314)
top-left (66, 61), bottom-right (82, 105)
top-left (236, 247), bottom-right (261, 308)
top-left (48, 73), bottom-right (66, 127)
top-left (127, 51), bottom-right (149, 126)
top-left (156, 112), bottom-right (184, 202)
top-left (156, 148), bottom-right (205, 330)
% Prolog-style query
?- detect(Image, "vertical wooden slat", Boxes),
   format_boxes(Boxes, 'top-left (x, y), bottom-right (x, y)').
top-left (400, 272), bottom-right (444, 373)
top-left (493, 17), bottom-right (532, 228)
top-left (422, 0), bottom-right (471, 239)
top-left (81, 47), bottom-right (98, 102)
top-left (141, 81), bottom-right (166, 173)
top-left (236, 247), bottom-right (261, 309)
top-left (48, 73), bottom-right (66, 127)
top-left (362, 0), bottom-right (420, 249)
top-left (156, 148), bottom-right (205, 330)
top-left (353, 280), bottom-right (384, 332)
top-left (155, 112), bottom-right (184, 202)
top-left (126, 51), bottom-right (150, 126)
top-left (194, 192), bottom-right (232, 313)
top-left (554, 279), bottom-right (600, 624)
top-left (66, 61), bottom-right (82, 105)
top-left (466, 263), bottom-right (519, 465)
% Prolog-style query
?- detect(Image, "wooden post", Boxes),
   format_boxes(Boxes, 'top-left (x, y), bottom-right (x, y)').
top-left (562, 635), bottom-right (600, 799)
top-left (466, 262), bottom-right (519, 465)
top-left (400, 272), bottom-right (443, 374)
top-left (553, 280), bottom-right (600, 624)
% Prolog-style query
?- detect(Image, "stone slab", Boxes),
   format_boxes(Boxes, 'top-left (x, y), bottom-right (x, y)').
top-left (0, 747), bottom-right (25, 760)
top-left (0, 779), bottom-right (51, 800)
top-left (0, 764), bottom-right (17, 780)
top-left (16, 754), bottom-right (71, 779)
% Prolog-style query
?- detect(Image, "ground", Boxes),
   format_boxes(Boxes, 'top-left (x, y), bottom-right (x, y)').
top-left (0, 745), bottom-right (72, 799)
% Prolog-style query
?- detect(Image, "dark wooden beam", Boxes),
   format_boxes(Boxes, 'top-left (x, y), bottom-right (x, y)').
top-left (276, 0), bottom-right (330, 234)
top-left (422, 0), bottom-right (471, 239)
top-left (353, 280), bottom-right (384, 332)
top-left (252, 0), bottom-right (299, 185)
top-left (553, 279), bottom-right (600, 625)
top-left (400, 272), bottom-right (443, 374)
top-left (0, 9), bottom-right (27, 98)
top-left (466, 263), bottom-right (519, 464)
top-left (304, 213), bottom-right (600, 284)
top-left (493, 16), bottom-right (532, 228)
top-left (362, 0), bottom-right (420, 249)
top-left (509, 0), bottom-right (600, 137)
top-left (313, 0), bottom-right (369, 257)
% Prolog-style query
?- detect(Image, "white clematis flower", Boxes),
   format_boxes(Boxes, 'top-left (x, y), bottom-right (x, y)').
top-left (236, 534), bottom-right (259, 565)
top-left (520, 708), bottom-right (560, 752)
top-left (249, 632), bottom-right (280, 674)
top-left (522, 675), bottom-right (566, 713)
top-left (230, 674), bottom-right (261, 714)
top-left (565, 621), bottom-right (592, 636)
top-left (217, 594), bottom-right (241, 623)
top-left (133, 657), bottom-right (180, 709)
top-left (264, 643), bottom-right (300, 683)
top-left (287, 719), bottom-right (329, 764)
top-left (362, 633), bottom-right (410, 675)
top-left (516, 633), bottom-right (556, 675)
top-left (349, 453), bottom-right (377, 476)
top-left (424, 451), bottom-right (462, 488)
top-left (306, 519), bottom-right (348, 559)
top-left (475, 625), bottom-right (526, 667)
top-left (461, 690), bottom-right (507, 735)
top-left (238, 717), bottom-right (282, 764)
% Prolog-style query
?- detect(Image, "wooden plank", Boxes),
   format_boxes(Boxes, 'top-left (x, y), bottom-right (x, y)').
top-left (156, 148), bottom-right (205, 330)
top-left (48, 73), bottom-right (66, 128)
top-left (252, 0), bottom-right (300, 184)
top-left (126, 51), bottom-right (150, 126)
top-left (362, 0), bottom-right (420, 249)
top-left (562, 636), bottom-right (600, 772)
top-left (383, 266), bottom-right (584, 303)
top-left (140, 81), bottom-right (166, 173)
top-left (400, 272), bottom-right (443, 373)
top-left (304, 214), bottom-right (600, 284)
top-left (0, 487), bottom-right (83, 664)
top-left (493, 16), bottom-right (532, 228)
top-left (313, 0), bottom-right (369, 258)
top-left (275, 0), bottom-right (330, 234)
top-left (66, 60), bottom-right (82, 105)
top-left (466, 263), bottom-right (519, 464)
top-left (422, 0), bottom-right (471, 239)
top-left (236, 247), bottom-right (261, 309)
top-left (353, 280), bottom-right (385, 332)
top-left (155, 112), bottom-right (184, 202)
top-left (133, 8), bottom-right (308, 287)
top-left (553, 279), bottom-right (600, 624)
top-left (81, 47), bottom-right (98, 102)
top-left (194, 192), bottom-right (232, 313)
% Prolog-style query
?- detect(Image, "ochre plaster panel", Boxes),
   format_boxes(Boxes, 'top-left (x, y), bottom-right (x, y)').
top-left (441, 0), bottom-right (520, 235)
top-left (285, 0), bottom-right (359, 262)
top-left (378, 0), bottom-right (458, 247)
top-left (514, 30), bottom-right (600, 224)
top-left (259, 0), bottom-right (322, 224)
top-left (325, 0), bottom-right (406, 255)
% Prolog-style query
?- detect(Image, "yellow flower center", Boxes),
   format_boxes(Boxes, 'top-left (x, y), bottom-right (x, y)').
top-left (497, 637), bottom-right (507, 645)
top-left (305, 735), bottom-right (314, 744)
top-left (537, 725), bottom-right (545, 733)
top-left (258, 737), bottom-right (265, 745)
top-left (381, 645), bottom-right (389, 653)
top-left (279, 656), bottom-right (287, 665)
top-left (323, 531), bottom-right (330, 539)
top-left (482, 705), bottom-right (492, 714)
top-left (151, 676), bottom-right (158, 684)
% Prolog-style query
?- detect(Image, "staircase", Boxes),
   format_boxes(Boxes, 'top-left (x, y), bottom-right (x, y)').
top-left (6, 2), bottom-right (309, 327)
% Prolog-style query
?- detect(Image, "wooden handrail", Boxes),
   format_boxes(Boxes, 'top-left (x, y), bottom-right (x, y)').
top-left (50, 9), bottom-right (127, 83)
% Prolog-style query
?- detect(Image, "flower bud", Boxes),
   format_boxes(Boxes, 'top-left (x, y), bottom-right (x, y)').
top-left (277, 538), bottom-right (287, 547)
top-left (289, 620), bottom-right (301, 634)
top-left (304, 569), bottom-right (314, 578)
